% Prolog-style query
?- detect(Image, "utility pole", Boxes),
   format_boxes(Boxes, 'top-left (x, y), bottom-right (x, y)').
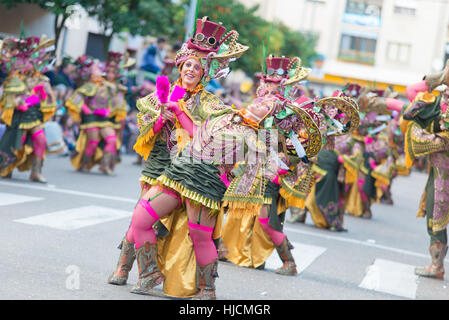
top-left (184, 0), bottom-right (198, 42)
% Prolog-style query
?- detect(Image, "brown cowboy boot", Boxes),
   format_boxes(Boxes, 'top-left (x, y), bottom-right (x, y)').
top-left (130, 241), bottom-right (165, 295)
top-left (424, 59), bottom-right (449, 92)
top-left (100, 152), bottom-right (114, 175)
top-left (287, 207), bottom-right (306, 224)
top-left (192, 260), bottom-right (219, 300)
top-left (415, 241), bottom-right (448, 280)
top-left (361, 200), bottom-right (372, 219)
top-left (275, 237), bottom-right (298, 276)
top-left (107, 237), bottom-right (136, 285)
top-left (30, 156), bottom-right (47, 183)
top-left (79, 154), bottom-right (92, 172)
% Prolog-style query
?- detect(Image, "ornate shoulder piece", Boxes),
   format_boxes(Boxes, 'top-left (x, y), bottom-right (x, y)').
top-left (2, 75), bottom-right (26, 95)
top-left (315, 96), bottom-right (360, 136)
top-left (199, 90), bottom-right (231, 116)
top-left (77, 82), bottom-right (98, 97)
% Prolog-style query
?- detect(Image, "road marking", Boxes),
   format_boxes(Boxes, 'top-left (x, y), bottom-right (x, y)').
top-left (14, 205), bottom-right (132, 230)
top-left (284, 226), bottom-right (433, 260)
top-left (0, 192), bottom-right (43, 207)
top-left (0, 180), bottom-right (136, 203)
top-left (264, 241), bottom-right (326, 275)
top-left (0, 180), bottom-right (446, 263)
top-left (359, 259), bottom-right (419, 299)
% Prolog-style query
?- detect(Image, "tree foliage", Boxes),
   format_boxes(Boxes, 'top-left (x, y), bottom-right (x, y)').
top-left (193, 0), bottom-right (318, 75)
top-left (0, 0), bottom-right (318, 76)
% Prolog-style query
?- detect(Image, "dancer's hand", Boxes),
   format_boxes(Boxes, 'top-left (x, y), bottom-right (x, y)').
top-left (160, 109), bottom-right (174, 123)
top-left (165, 101), bottom-right (181, 115)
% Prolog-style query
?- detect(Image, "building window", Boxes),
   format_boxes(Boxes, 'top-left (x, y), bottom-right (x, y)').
top-left (85, 32), bottom-right (107, 61)
top-left (343, 0), bottom-right (382, 27)
top-left (338, 34), bottom-right (377, 65)
top-left (386, 42), bottom-right (411, 64)
top-left (393, 6), bottom-right (416, 15)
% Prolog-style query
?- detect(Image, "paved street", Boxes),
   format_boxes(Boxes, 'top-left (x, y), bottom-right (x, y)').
top-left (0, 154), bottom-right (448, 300)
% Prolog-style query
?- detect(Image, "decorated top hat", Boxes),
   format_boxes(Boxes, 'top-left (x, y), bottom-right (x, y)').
top-left (263, 55), bottom-right (291, 83)
top-left (341, 83), bottom-right (363, 98)
top-left (187, 16), bottom-right (227, 54)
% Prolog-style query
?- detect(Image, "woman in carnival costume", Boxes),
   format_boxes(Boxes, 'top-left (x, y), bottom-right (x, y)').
top-left (0, 36), bottom-right (57, 183)
top-left (124, 77), bottom-right (325, 299)
top-left (102, 51), bottom-right (135, 174)
top-left (367, 61), bottom-right (449, 279)
top-left (66, 55), bottom-right (122, 175)
top-left (288, 87), bottom-right (360, 231)
top-left (107, 16), bottom-right (248, 298)
top-left (221, 55), bottom-right (347, 270)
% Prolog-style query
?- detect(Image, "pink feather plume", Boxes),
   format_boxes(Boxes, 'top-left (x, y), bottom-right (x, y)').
top-left (169, 85), bottom-right (186, 102)
top-left (156, 75), bottom-right (170, 104)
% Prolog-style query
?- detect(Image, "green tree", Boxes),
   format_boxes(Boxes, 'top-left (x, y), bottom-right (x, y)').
top-left (191, 0), bottom-right (318, 75)
top-left (83, 0), bottom-right (185, 56)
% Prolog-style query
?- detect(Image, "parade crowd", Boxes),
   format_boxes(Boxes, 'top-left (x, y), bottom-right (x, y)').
top-left (1, 16), bottom-right (448, 300)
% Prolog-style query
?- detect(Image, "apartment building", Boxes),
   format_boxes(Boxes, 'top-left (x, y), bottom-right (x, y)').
top-left (240, 0), bottom-right (449, 96)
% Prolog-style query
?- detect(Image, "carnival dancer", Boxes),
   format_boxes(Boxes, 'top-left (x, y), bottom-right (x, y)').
top-left (221, 55), bottom-right (349, 269)
top-left (66, 55), bottom-right (120, 174)
top-left (221, 55), bottom-right (301, 271)
top-left (124, 78), bottom-right (324, 298)
top-left (107, 16), bottom-right (249, 298)
top-left (0, 36), bottom-right (57, 183)
top-left (369, 61), bottom-right (449, 279)
top-left (288, 87), bottom-right (360, 231)
top-left (102, 51), bottom-right (135, 174)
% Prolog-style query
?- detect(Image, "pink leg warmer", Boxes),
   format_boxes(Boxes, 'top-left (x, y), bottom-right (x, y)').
top-left (31, 129), bottom-right (46, 159)
top-left (405, 80), bottom-right (428, 102)
top-left (85, 140), bottom-right (99, 156)
top-left (188, 221), bottom-right (217, 266)
top-left (357, 179), bottom-right (369, 202)
top-left (126, 199), bottom-right (160, 249)
top-left (103, 134), bottom-right (117, 155)
top-left (258, 217), bottom-right (286, 246)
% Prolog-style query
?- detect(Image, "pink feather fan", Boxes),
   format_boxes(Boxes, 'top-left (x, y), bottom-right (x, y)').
top-left (156, 75), bottom-right (170, 104)
top-left (169, 85), bottom-right (186, 102)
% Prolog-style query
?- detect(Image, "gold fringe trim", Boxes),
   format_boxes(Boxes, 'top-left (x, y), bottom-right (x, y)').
top-left (79, 121), bottom-right (114, 130)
top-left (222, 200), bottom-right (263, 218)
top-left (279, 187), bottom-right (306, 209)
top-left (139, 175), bottom-right (159, 187)
top-left (371, 171), bottom-right (390, 188)
top-left (65, 100), bottom-right (81, 122)
top-left (113, 110), bottom-right (127, 122)
top-left (175, 119), bottom-right (191, 155)
top-left (404, 122), bottom-right (414, 169)
top-left (19, 120), bottom-right (42, 130)
top-left (432, 214), bottom-right (449, 233)
top-left (157, 175), bottom-right (221, 211)
top-left (1, 108), bottom-right (14, 126)
top-left (41, 107), bottom-right (56, 123)
top-left (133, 127), bottom-right (156, 160)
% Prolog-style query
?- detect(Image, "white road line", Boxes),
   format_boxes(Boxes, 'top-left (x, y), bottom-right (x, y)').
top-left (0, 192), bottom-right (44, 207)
top-left (0, 180), bottom-right (136, 203)
top-left (359, 259), bottom-right (419, 299)
top-left (264, 241), bottom-right (326, 275)
top-left (14, 206), bottom-right (132, 230)
top-left (284, 226), bottom-right (433, 260)
top-left (0, 180), bottom-right (444, 262)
